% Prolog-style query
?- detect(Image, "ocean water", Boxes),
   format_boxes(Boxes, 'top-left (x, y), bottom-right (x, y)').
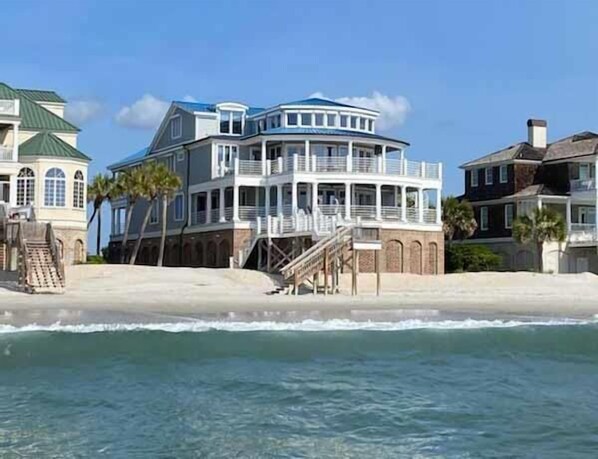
top-left (1, 320), bottom-right (598, 458)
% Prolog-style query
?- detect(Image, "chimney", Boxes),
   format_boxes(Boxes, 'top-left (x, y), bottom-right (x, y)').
top-left (527, 119), bottom-right (547, 148)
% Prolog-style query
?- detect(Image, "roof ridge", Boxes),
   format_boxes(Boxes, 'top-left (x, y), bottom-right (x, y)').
top-left (16, 88), bottom-right (80, 132)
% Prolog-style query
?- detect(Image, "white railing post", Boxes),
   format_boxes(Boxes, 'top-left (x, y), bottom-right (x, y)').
top-left (402, 158), bottom-right (407, 176)
top-left (293, 153), bottom-right (298, 172)
top-left (206, 190), bottom-right (212, 224)
top-left (418, 188), bottom-right (424, 223)
top-left (278, 156), bottom-right (283, 174)
top-left (234, 157), bottom-right (239, 175)
top-left (267, 215), bottom-right (272, 237)
top-left (266, 160), bottom-right (271, 176)
top-left (377, 155), bottom-right (383, 174)
top-left (421, 161), bottom-right (426, 178)
top-left (347, 141), bottom-right (353, 172)
top-left (14, 99), bottom-right (20, 116)
top-left (401, 186), bottom-right (407, 221)
top-left (375, 184), bottom-right (382, 221)
top-left (381, 145), bottom-right (387, 174)
top-left (261, 139), bottom-right (267, 176)
top-left (256, 217), bottom-right (262, 235)
top-left (436, 189), bottom-right (442, 224)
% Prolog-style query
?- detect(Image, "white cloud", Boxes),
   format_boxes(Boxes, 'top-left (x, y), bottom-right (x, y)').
top-left (115, 94), bottom-right (170, 129)
top-left (64, 99), bottom-right (102, 125)
top-left (309, 91), bottom-right (411, 131)
top-left (182, 95), bottom-right (197, 102)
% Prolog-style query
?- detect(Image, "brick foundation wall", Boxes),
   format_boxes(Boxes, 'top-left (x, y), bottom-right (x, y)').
top-left (109, 227), bottom-right (445, 274)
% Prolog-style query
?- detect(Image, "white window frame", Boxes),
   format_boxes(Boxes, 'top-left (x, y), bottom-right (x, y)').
top-left (16, 167), bottom-right (35, 206)
top-left (470, 169), bottom-right (479, 187)
top-left (504, 204), bottom-right (514, 229)
top-left (73, 170), bottom-right (85, 209)
top-left (326, 113), bottom-right (337, 127)
top-left (286, 112), bottom-right (298, 126)
top-left (44, 167), bottom-right (66, 207)
top-left (173, 193), bottom-right (184, 221)
top-left (485, 167), bottom-right (493, 185)
top-left (480, 206), bottom-right (488, 231)
top-left (170, 115), bottom-right (182, 139)
top-left (219, 110), bottom-right (244, 135)
top-left (314, 112), bottom-right (325, 127)
top-left (299, 112), bottom-right (312, 127)
top-left (499, 165), bottom-right (508, 183)
top-left (579, 163), bottom-right (590, 181)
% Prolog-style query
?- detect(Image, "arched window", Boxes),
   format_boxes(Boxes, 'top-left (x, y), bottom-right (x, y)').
top-left (17, 167), bottom-right (35, 206)
top-left (73, 170), bottom-right (85, 209)
top-left (44, 168), bottom-right (66, 207)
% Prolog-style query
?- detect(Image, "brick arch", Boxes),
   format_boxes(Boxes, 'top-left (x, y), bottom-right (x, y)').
top-left (194, 241), bottom-right (204, 267)
top-left (427, 242), bottom-right (438, 275)
top-left (218, 239), bottom-right (230, 268)
top-left (385, 239), bottom-right (403, 273)
top-left (206, 241), bottom-right (217, 267)
top-left (182, 243), bottom-right (192, 266)
top-left (170, 243), bottom-right (180, 266)
top-left (74, 239), bottom-right (85, 264)
top-left (409, 241), bottom-right (423, 275)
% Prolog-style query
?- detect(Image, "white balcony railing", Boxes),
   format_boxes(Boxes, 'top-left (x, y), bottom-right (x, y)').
top-left (0, 99), bottom-right (19, 117)
top-left (570, 179), bottom-right (595, 192)
top-left (569, 224), bottom-right (598, 244)
top-left (219, 156), bottom-right (441, 181)
top-left (0, 145), bottom-right (14, 161)
top-left (350, 205), bottom-right (377, 220)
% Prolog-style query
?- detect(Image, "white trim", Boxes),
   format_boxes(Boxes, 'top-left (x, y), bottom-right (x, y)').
top-left (480, 206), bottom-right (488, 231)
top-left (499, 164), bottom-right (508, 183)
top-left (471, 168), bottom-right (479, 187)
top-left (485, 167), bottom-right (493, 185)
top-left (170, 114), bottom-right (182, 139)
top-left (504, 203), bottom-right (514, 229)
top-left (173, 192), bottom-right (185, 221)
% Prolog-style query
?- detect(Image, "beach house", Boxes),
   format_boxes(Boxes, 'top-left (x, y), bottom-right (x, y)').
top-left (0, 82), bottom-right (91, 267)
top-left (460, 119), bottom-right (598, 273)
top-left (107, 97), bottom-right (444, 274)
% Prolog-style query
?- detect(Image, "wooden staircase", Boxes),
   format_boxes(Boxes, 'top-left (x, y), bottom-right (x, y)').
top-left (280, 226), bottom-right (353, 295)
top-left (4, 221), bottom-right (65, 294)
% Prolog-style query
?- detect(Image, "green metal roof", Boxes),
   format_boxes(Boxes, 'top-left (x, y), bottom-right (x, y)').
top-left (0, 82), bottom-right (79, 133)
top-left (19, 131), bottom-right (91, 161)
top-left (16, 88), bottom-right (66, 104)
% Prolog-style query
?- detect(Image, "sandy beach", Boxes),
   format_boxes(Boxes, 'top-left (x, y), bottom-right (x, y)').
top-left (0, 265), bottom-right (597, 325)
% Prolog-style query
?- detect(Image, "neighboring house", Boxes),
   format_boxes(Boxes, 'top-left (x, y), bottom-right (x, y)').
top-left (0, 82), bottom-right (91, 265)
top-left (460, 119), bottom-right (598, 273)
top-left (108, 97), bottom-right (443, 274)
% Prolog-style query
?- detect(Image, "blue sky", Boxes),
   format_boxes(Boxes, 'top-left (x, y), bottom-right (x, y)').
top-left (3, 0), bottom-right (598, 247)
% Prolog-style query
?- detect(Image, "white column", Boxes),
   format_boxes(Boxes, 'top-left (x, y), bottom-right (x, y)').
top-left (375, 183), bottom-right (382, 220)
top-left (595, 157), bottom-right (598, 240)
top-left (13, 124), bottom-right (19, 161)
top-left (566, 197), bottom-right (572, 233)
top-left (291, 182), bottom-right (298, 213)
top-left (381, 145), bottom-right (387, 174)
top-left (265, 186), bottom-right (271, 216)
top-left (8, 174), bottom-right (17, 207)
top-left (418, 188), bottom-right (424, 223)
top-left (206, 190), bottom-right (212, 224)
top-left (305, 140), bottom-right (310, 172)
top-left (537, 197), bottom-right (543, 210)
top-left (261, 139), bottom-right (267, 176)
top-left (311, 182), bottom-right (318, 212)
top-left (347, 141), bottom-right (353, 172)
top-left (401, 186), bottom-right (407, 221)
top-left (219, 187), bottom-right (226, 222)
top-left (436, 189), bottom-right (442, 224)
top-left (345, 182), bottom-right (351, 219)
top-left (233, 185), bottom-right (240, 221)
top-left (276, 184), bottom-right (283, 216)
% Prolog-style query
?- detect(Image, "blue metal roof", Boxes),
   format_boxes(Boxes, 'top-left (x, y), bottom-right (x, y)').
top-left (174, 101), bottom-right (265, 116)
top-left (241, 128), bottom-right (409, 145)
top-left (108, 146), bottom-right (149, 170)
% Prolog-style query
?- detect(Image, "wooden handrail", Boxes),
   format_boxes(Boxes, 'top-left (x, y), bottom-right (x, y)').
top-left (47, 223), bottom-right (65, 283)
top-left (281, 225), bottom-right (353, 279)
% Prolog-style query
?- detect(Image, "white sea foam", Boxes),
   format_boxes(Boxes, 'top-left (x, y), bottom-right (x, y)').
top-left (0, 318), bottom-right (593, 334)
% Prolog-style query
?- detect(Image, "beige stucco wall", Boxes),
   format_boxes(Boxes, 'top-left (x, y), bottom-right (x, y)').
top-left (19, 157), bottom-right (88, 231)
top-left (38, 102), bottom-right (65, 119)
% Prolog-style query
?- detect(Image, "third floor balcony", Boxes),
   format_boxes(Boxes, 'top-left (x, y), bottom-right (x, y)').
top-left (0, 99), bottom-right (20, 118)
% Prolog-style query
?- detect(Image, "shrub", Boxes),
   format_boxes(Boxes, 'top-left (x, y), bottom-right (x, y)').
top-left (86, 255), bottom-right (106, 264)
top-left (445, 244), bottom-right (502, 273)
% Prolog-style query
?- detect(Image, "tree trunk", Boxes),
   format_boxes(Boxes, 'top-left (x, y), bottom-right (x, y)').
top-left (157, 195), bottom-right (168, 267)
top-left (96, 209), bottom-right (102, 256)
top-left (87, 204), bottom-right (98, 229)
top-left (536, 241), bottom-right (543, 273)
top-left (119, 201), bottom-right (135, 264)
top-left (129, 200), bottom-right (154, 265)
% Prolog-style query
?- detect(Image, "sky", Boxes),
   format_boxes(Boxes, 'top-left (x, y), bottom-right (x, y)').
top-left (2, 0), bottom-right (598, 248)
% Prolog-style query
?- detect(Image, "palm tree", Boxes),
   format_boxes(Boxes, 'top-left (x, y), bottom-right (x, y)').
top-left (512, 207), bottom-right (566, 273)
top-left (87, 173), bottom-right (114, 256)
top-left (129, 162), bottom-right (161, 265)
top-left (113, 167), bottom-right (145, 263)
top-left (154, 165), bottom-right (182, 267)
top-left (442, 196), bottom-right (477, 243)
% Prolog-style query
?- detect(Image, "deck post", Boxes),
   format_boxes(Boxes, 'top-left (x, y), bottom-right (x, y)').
top-left (352, 249), bottom-right (359, 296)
top-left (294, 271), bottom-right (299, 295)
top-left (267, 239), bottom-right (272, 273)
top-left (324, 248), bottom-right (329, 296)
top-left (313, 273), bottom-right (318, 295)
top-left (257, 239), bottom-right (263, 271)
top-left (375, 250), bottom-right (381, 296)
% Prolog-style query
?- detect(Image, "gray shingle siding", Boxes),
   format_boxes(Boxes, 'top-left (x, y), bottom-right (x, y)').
top-left (154, 107), bottom-right (196, 151)
top-left (188, 143), bottom-right (212, 185)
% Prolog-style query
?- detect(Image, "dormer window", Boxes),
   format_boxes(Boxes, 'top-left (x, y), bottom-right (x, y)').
top-left (350, 116), bottom-right (358, 129)
top-left (340, 115), bottom-right (348, 128)
top-left (219, 110), bottom-right (243, 135)
top-left (327, 114), bottom-right (336, 127)
top-left (287, 113), bottom-right (298, 126)
top-left (300, 113), bottom-right (312, 126)
top-left (315, 113), bottom-right (324, 126)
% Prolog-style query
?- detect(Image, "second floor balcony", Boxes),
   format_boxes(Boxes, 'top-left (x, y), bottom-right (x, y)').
top-left (218, 155), bottom-right (441, 181)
